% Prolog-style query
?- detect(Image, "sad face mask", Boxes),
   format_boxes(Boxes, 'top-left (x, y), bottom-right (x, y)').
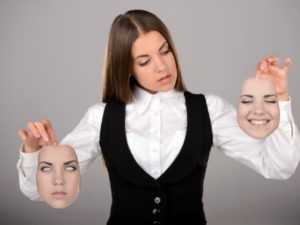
top-left (36, 145), bottom-right (80, 208)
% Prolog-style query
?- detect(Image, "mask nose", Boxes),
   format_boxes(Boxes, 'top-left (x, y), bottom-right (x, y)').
top-left (252, 101), bottom-right (265, 116)
top-left (53, 169), bottom-right (64, 186)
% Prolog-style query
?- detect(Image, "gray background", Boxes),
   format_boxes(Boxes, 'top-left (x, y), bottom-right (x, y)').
top-left (1, 0), bottom-right (300, 225)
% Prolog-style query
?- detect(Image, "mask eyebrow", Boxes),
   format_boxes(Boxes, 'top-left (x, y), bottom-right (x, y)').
top-left (240, 94), bottom-right (253, 98)
top-left (264, 94), bottom-right (277, 98)
top-left (38, 161), bottom-right (52, 166)
top-left (64, 160), bottom-right (79, 165)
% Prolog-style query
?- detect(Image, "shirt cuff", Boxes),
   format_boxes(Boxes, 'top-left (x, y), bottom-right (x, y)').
top-left (279, 97), bottom-right (292, 123)
top-left (19, 145), bottom-right (40, 167)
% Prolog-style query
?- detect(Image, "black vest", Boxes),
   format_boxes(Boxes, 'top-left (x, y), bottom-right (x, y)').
top-left (100, 92), bottom-right (213, 225)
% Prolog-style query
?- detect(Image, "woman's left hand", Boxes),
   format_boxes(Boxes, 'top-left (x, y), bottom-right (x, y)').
top-left (256, 56), bottom-right (292, 101)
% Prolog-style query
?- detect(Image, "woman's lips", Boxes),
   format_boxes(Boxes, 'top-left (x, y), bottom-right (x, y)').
top-left (158, 74), bottom-right (171, 84)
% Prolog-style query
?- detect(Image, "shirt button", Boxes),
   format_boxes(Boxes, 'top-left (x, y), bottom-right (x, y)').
top-left (152, 208), bottom-right (161, 214)
top-left (154, 197), bottom-right (161, 204)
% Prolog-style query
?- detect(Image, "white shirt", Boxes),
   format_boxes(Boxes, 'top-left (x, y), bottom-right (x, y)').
top-left (17, 87), bottom-right (300, 201)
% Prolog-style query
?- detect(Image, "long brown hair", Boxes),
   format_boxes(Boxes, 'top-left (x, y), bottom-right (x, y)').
top-left (102, 9), bottom-right (186, 103)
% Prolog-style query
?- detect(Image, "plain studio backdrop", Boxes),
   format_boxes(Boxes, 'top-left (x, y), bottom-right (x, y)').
top-left (1, 1), bottom-right (300, 225)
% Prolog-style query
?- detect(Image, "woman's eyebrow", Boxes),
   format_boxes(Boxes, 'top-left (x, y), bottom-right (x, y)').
top-left (134, 54), bottom-right (148, 60)
top-left (159, 41), bottom-right (168, 51)
top-left (64, 160), bottom-right (79, 165)
top-left (134, 41), bottom-right (168, 60)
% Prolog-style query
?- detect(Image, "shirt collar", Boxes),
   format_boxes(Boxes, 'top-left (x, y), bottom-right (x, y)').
top-left (132, 86), bottom-right (183, 115)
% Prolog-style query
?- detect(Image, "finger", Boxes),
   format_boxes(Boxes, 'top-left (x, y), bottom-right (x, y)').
top-left (255, 70), bottom-right (262, 79)
top-left (42, 120), bottom-right (58, 145)
top-left (18, 129), bottom-right (28, 141)
top-left (19, 129), bottom-right (43, 151)
top-left (34, 121), bottom-right (49, 142)
top-left (266, 56), bottom-right (279, 67)
top-left (258, 61), bottom-right (269, 73)
top-left (255, 59), bottom-right (268, 78)
top-left (261, 56), bottom-right (270, 64)
top-left (283, 57), bottom-right (292, 72)
top-left (27, 122), bottom-right (41, 138)
top-left (256, 61), bottom-right (262, 71)
top-left (268, 57), bottom-right (291, 76)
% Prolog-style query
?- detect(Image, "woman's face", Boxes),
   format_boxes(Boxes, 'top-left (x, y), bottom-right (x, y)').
top-left (36, 145), bottom-right (80, 208)
top-left (131, 31), bottom-right (178, 94)
top-left (237, 77), bottom-right (280, 139)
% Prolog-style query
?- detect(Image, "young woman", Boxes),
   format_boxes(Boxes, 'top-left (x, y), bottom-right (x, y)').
top-left (17, 9), bottom-right (300, 225)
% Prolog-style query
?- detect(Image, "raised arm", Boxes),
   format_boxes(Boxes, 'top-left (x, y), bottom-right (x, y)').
top-left (17, 103), bottom-right (105, 201)
top-left (208, 94), bottom-right (299, 179)
top-left (208, 56), bottom-right (299, 179)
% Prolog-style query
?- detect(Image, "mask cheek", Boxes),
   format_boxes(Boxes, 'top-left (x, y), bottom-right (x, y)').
top-left (67, 174), bottom-right (81, 204)
top-left (237, 107), bottom-right (250, 123)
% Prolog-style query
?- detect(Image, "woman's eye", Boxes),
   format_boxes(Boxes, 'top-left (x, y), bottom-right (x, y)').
top-left (65, 166), bottom-right (77, 172)
top-left (161, 47), bottom-right (170, 55)
top-left (41, 166), bottom-right (51, 172)
top-left (138, 60), bottom-right (149, 66)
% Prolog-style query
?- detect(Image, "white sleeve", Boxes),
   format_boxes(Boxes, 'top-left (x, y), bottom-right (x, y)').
top-left (17, 150), bottom-right (40, 201)
top-left (16, 103), bottom-right (105, 201)
top-left (206, 94), bottom-right (300, 179)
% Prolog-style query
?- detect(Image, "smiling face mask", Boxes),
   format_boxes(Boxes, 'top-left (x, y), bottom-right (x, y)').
top-left (237, 77), bottom-right (280, 139)
top-left (36, 145), bottom-right (80, 208)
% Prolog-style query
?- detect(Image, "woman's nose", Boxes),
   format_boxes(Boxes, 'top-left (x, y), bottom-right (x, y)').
top-left (154, 56), bottom-right (166, 73)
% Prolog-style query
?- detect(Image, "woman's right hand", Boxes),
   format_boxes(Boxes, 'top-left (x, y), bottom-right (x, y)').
top-left (18, 120), bottom-right (58, 153)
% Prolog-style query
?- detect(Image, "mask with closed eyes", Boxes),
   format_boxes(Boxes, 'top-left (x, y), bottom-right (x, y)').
top-left (237, 77), bottom-right (280, 139)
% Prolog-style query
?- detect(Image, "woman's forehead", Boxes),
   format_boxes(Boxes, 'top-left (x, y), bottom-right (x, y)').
top-left (132, 31), bottom-right (166, 56)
